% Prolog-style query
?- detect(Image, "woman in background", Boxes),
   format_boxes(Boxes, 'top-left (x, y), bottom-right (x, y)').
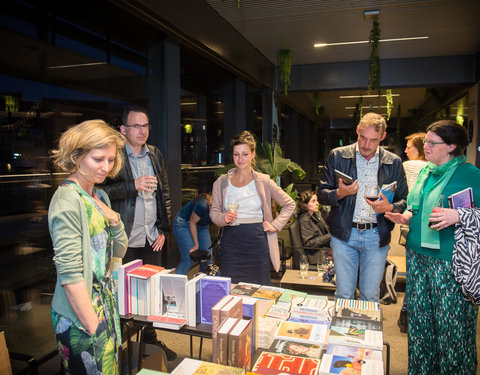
top-left (296, 190), bottom-right (331, 266)
top-left (173, 193), bottom-right (212, 275)
top-left (385, 120), bottom-right (479, 375)
top-left (398, 132), bottom-right (427, 333)
top-left (210, 131), bottom-right (295, 285)
top-left (49, 120), bottom-right (127, 374)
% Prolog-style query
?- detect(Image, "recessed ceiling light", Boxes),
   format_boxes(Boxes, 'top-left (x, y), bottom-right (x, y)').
top-left (314, 36), bottom-right (428, 48)
top-left (340, 94), bottom-right (400, 99)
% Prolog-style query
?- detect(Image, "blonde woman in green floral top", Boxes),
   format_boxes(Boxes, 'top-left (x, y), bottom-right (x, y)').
top-left (49, 120), bottom-right (128, 374)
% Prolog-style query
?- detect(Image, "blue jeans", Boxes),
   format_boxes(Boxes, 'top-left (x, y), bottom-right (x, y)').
top-left (173, 215), bottom-right (212, 275)
top-left (331, 228), bottom-right (389, 302)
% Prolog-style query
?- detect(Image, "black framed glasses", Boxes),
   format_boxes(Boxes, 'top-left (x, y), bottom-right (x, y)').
top-left (422, 138), bottom-right (445, 147)
top-left (124, 123), bottom-right (150, 130)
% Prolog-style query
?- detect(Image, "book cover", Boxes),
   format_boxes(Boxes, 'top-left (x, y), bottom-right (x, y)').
top-left (200, 276), bottom-right (231, 324)
top-left (326, 344), bottom-right (383, 361)
top-left (220, 296), bottom-right (243, 323)
top-left (252, 286), bottom-right (285, 302)
top-left (241, 297), bottom-right (257, 354)
top-left (378, 181), bottom-right (397, 204)
top-left (331, 316), bottom-right (382, 332)
top-left (328, 325), bottom-right (383, 351)
top-left (185, 273), bottom-right (205, 327)
top-left (228, 319), bottom-right (252, 370)
top-left (275, 321), bottom-right (328, 346)
top-left (148, 313), bottom-right (187, 330)
top-left (160, 273), bottom-right (188, 317)
top-left (118, 259), bottom-right (142, 315)
top-left (171, 358), bottom-right (245, 375)
top-left (268, 339), bottom-right (322, 359)
top-left (277, 289), bottom-right (307, 304)
top-left (257, 317), bottom-right (280, 349)
top-left (335, 298), bottom-right (380, 312)
top-left (290, 299), bottom-right (335, 325)
top-left (217, 317), bottom-right (239, 365)
top-left (336, 307), bottom-right (382, 322)
top-left (265, 304), bottom-right (291, 321)
top-left (211, 295), bottom-right (233, 363)
top-left (319, 354), bottom-right (384, 375)
top-left (231, 282), bottom-right (261, 296)
top-left (448, 187), bottom-right (474, 209)
top-left (127, 264), bottom-right (164, 279)
top-left (334, 169), bottom-right (354, 185)
top-left (252, 352), bottom-right (321, 375)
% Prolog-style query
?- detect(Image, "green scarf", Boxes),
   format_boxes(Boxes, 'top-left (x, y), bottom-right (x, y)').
top-left (407, 155), bottom-right (465, 249)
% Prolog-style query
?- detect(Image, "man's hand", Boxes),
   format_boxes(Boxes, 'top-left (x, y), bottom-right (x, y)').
top-left (152, 233), bottom-right (165, 251)
top-left (366, 192), bottom-right (394, 214)
top-left (135, 175), bottom-right (158, 192)
top-left (336, 179), bottom-right (359, 200)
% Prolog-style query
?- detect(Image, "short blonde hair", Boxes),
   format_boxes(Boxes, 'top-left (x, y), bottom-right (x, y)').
top-left (358, 112), bottom-right (387, 133)
top-left (51, 119), bottom-right (126, 177)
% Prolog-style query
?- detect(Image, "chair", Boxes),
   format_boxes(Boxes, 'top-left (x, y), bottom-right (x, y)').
top-left (287, 220), bottom-right (332, 270)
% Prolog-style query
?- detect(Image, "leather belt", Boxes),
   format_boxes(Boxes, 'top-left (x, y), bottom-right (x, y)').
top-left (352, 222), bottom-right (378, 230)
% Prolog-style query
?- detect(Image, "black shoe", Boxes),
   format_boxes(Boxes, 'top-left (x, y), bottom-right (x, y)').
top-left (397, 309), bottom-right (407, 334)
top-left (157, 340), bottom-right (177, 361)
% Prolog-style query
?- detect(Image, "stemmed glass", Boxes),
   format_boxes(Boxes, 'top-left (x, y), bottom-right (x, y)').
top-left (227, 199), bottom-right (239, 226)
top-left (364, 186), bottom-right (380, 202)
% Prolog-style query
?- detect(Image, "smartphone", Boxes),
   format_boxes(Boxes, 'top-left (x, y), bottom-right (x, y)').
top-left (335, 169), bottom-right (354, 185)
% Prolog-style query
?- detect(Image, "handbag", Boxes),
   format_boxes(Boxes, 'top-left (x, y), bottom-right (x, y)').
top-left (398, 224), bottom-right (409, 246)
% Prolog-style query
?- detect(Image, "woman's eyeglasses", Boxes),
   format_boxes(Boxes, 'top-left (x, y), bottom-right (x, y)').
top-left (422, 138), bottom-right (445, 147)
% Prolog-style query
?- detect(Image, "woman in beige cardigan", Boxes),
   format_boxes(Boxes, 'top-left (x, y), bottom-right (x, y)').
top-left (210, 131), bottom-right (295, 285)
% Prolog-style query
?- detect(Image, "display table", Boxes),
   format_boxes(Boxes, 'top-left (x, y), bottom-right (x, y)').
top-left (280, 269), bottom-right (336, 290)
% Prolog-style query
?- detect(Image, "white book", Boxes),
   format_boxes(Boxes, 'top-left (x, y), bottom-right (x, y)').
top-left (319, 354), bottom-right (384, 375)
top-left (160, 273), bottom-right (188, 316)
top-left (185, 273), bottom-right (206, 327)
top-left (328, 325), bottom-right (383, 351)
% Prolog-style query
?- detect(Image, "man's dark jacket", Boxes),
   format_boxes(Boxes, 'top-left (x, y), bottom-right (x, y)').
top-left (101, 145), bottom-right (172, 238)
top-left (317, 143), bottom-right (407, 247)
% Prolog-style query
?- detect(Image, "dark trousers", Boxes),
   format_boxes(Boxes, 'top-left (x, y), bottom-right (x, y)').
top-left (123, 240), bottom-right (163, 343)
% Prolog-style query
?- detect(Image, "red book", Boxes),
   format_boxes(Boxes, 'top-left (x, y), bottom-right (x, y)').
top-left (252, 352), bottom-right (321, 375)
top-left (127, 264), bottom-right (164, 279)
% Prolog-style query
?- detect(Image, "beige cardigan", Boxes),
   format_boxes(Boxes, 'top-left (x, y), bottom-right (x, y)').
top-left (210, 169), bottom-right (295, 271)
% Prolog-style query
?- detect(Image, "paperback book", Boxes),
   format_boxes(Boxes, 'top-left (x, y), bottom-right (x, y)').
top-left (327, 325), bottom-right (383, 351)
top-left (159, 273), bottom-right (188, 317)
top-left (171, 358), bottom-right (245, 375)
top-left (252, 352), bottom-right (321, 375)
top-left (256, 317), bottom-right (280, 349)
top-left (118, 259), bottom-right (142, 315)
top-left (319, 354), bottom-right (384, 375)
top-left (448, 187), bottom-right (474, 209)
top-left (240, 297), bottom-right (257, 354)
top-left (230, 282), bottom-right (261, 296)
top-left (335, 298), bottom-right (380, 312)
top-left (326, 344), bottom-right (383, 361)
top-left (148, 312), bottom-right (187, 330)
top-left (336, 307), bottom-right (382, 322)
top-left (268, 339), bottom-right (323, 359)
top-left (275, 321), bottom-right (328, 347)
top-left (331, 316), bottom-right (382, 332)
top-left (185, 273), bottom-right (205, 327)
top-left (251, 286), bottom-right (285, 302)
top-left (277, 289), bottom-right (308, 304)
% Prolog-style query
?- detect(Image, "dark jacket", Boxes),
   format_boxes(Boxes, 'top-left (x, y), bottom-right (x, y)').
top-left (298, 211), bottom-right (331, 248)
top-left (317, 143), bottom-right (407, 247)
top-left (101, 144), bottom-right (172, 238)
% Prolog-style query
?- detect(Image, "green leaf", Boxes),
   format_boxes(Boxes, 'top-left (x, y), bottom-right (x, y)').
top-left (287, 161), bottom-right (306, 180)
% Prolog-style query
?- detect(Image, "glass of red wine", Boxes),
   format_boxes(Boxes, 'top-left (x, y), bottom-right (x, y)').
top-left (364, 186), bottom-right (380, 202)
top-left (429, 195), bottom-right (445, 228)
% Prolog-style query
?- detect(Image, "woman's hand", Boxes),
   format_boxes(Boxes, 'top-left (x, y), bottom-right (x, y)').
top-left (429, 208), bottom-right (460, 230)
top-left (263, 221), bottom-right (277, 232)
top-left (93, 193), bottom-right (120, 226)
top-left (189, 245), bottom-right (199, 253)
top-left (385, 211), bottom-right (412, 225)
top-left (224, 210), bottom-right (237, 224)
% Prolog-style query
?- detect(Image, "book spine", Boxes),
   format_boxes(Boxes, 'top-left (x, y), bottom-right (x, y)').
top-left (229, 330), bottom-right (239, 367)
top-left (217, 329), bottom-right (229, 365)
top-left (211, 307), bottom-right (221, 363)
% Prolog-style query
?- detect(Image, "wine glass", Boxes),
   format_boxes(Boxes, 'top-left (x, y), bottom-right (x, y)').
top-left (364, 186), bottom-right (380, 202)
top-left (429, 195), bottom-right (444, 228)
top-left (299, 255), bottom-right (309, 278)
top-left (227, 199), bottom-right (239, 226)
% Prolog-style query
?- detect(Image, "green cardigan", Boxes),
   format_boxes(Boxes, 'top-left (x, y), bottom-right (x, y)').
top-left (407, 163), bottom-right (480, 261)
top-left (48, 184), bottom-right (128, 331)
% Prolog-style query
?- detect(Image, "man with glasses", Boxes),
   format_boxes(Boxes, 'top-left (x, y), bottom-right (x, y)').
top-left (317, 112), bottom-right (407, 302)
top-left (102, 105), bottom-right (176, 360)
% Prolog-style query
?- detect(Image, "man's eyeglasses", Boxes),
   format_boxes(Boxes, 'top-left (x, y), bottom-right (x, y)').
top-left (124, 123), bottom-right (150, 130)
top-left (422, 138), bottom-right (445, 147)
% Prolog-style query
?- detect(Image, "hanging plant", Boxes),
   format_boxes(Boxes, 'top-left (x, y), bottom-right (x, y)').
top-left (313, 91), bottom-right (321, 116)
top-left (277, 49), bottom-right (292, 95)
top-left (368, 20), bottom-right (381, 94)
top-left (386, 89), bottom-right (393, 121)
top-left (353, 97), bottom-right (363, 126)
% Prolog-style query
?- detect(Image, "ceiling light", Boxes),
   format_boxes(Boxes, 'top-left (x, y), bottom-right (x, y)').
top-left (340, 94), bottom-right (400, 99)
top-left (47, 62), bottom-right (107, 69)
top-left (345, 106), bottom-right (388, 109)
top-left (364, 10), bottom-right (380, 20)
top-left (314, 36), bottom-right (428, 48)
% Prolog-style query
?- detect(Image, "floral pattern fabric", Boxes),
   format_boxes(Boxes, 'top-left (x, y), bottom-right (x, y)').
top-left (52, 182), bottom-right (120, 375)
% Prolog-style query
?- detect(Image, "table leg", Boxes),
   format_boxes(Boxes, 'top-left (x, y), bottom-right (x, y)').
top-left (198, 337), bottom-right (203, 359)
top-left (137, 326), bottom-right (146, 372)
top-left (189, 335), bottom-right (193, 358)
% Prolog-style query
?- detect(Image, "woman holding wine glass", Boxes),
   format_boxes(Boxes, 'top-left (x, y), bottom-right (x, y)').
top-left (210, 131), bottom-right (295, 285)
top-left (385, 120), bottom-right (480, 375)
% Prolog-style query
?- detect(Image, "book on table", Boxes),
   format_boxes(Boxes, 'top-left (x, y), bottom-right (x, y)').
top-left (185, 273), bottom-right (205, 327)
top-left (171, 358), bottom-right (245, 375)
top-left (327, 325), bottom-right (383, 351)
top-left (200, 275), bottom-right (231, 324)
top-left (211, 295), bottom-right (233, 362)
top-left (212, 295), bottom-right (243, 363)
top-left (335, 298), bottom-right (380, 312)
top-left (336, 307), bottom-right (382, 322)
top-left (331, 316), bottom-right (383, 332)
top-left (217, 317), bottom-right (239, 365)
top-left (118, 259), bottom-right (142, 315)
top-left (326, 343), bottom-right (383, 361)
top-left (228, 319), bottom-right (252, 370)
top-left (251, 285), bottom-right (285, 302)
top-left (252, 351), bottom-right (321, 375)
top-left (239, 296), bottom-right (258, 354)
top-left (289, 298), bottom-right (335, 326)
top-left (127, 264), bottom-right (164, 315)
top-left (448, 187), bottom-right (474, 209)
top-left (275, 320), bottom-right (328, 347)
top-left (319, 354), bottom-right (384, 375)
top-left (277, 289), bottom-right (307, 304)
top-left (147, 312), bottom-right (187, 330)
top-left (230, 282), bottom-right (261, 296)
top-left (256, 316), bottom-right (280, 350)
top-left (268, 339), bottom-right (323, 359)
